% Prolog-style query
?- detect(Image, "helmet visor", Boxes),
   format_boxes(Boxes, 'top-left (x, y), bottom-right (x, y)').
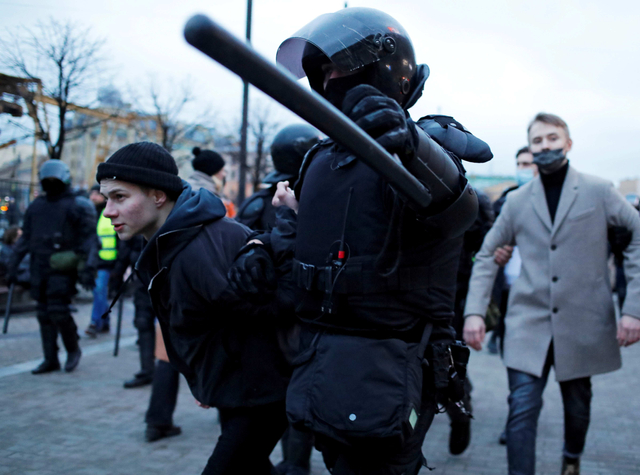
top-left (277, 8), bottom-right (408, 79)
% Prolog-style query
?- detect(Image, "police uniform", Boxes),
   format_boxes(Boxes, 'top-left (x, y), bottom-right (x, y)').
top-left (9, 161), bottom-right (96, 374)
top-left (236, 124), bottom-right (323, 234)
top-left (274, 8), bottom-right (492, 474)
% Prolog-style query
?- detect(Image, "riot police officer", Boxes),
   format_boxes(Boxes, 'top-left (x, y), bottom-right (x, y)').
top-left (231, 7), bottom-right (493, 475)
top-left (236, 124), bottom-right (322, 232)
top-left (8, 160), bottom-right (97, 374)
top-left (236, 124), bottom-right (321, 475)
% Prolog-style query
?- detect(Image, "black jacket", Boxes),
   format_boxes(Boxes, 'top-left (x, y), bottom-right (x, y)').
top-left (235, 186), bottom-right (278, 231)
top-left (9, 189), bottom-right (96, 287)
top-left (135, 182), bottom-right (290, 408)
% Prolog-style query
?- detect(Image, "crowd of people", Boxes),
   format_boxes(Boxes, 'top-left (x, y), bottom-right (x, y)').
top-left (2, 7), bottom-right (640, 475)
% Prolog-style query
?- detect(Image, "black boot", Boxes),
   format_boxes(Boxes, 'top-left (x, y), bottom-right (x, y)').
top-left (277, 426), bottom-right (313, 475)
top-left (64, 348), bottom-right (82, 372)
top-left (54, 314), bottom-right (82, 372)
top-left (124, 330), bottom-right (155, 388)
top-left (449, 417), bottom-right (471, 455)
top-left (32, 360), bottom-right (61, 374)
top-left (32, 324), bottom-right (61, 375)
top-left (448, 378), bottom-right (473, 455)
top-left (124, 372), bottom-right (154, 388)
top-left (145, 424), bottom-right (182, 442)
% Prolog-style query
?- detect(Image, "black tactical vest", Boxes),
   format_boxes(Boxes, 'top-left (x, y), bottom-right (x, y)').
top-left (29, 194), bottom-right (79, 257)
top-left (294, 143), bottom-right (462, 332)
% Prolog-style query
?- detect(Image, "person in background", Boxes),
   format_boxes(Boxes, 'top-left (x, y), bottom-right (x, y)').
top-left (85, 185), bottom-right (118, 337)
top-left (464, 112), bottom-right (640, 475)
top-left (236, 123), bottom-right (322, 233)
top-left (8, 160), bottom-right (96, 374)
top-left (236, 123), bottom-right (322, 475)
top-left (487, 147), bottom-right (539, 355)
top-left (447, 188), bottom-right (495, 456)
top-left (189, 147), bottom-right (236, 218)
top-left (0, 226), bottom-right (30, 287)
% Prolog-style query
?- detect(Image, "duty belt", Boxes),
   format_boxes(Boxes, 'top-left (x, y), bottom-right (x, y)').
top-left (292, 258), bottom-right (431, 294)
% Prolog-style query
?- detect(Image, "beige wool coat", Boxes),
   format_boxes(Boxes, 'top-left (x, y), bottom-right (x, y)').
top-left (464, 166), bottom-right (640, 381)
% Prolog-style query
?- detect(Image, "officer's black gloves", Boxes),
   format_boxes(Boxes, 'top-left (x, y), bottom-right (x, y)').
top-left (227, 243), bottom-right (277, 304)
top-left (342, 84), bottom-right (419, 162)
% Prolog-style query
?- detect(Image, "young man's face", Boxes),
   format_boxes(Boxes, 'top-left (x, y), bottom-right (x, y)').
top-left (100, 180), bottom-right (163, 241)
top-left (516, 151), bottom-right (538, 177)
top-left (528, 121), bottom-right (572, 155)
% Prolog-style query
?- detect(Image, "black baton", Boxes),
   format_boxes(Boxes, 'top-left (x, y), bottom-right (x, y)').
top-left (113, 296), bottom-right (124, 357)
top-left (183, 14), bottom-right (432, 209)
top-left (2, 283), bottom-right (15, 334)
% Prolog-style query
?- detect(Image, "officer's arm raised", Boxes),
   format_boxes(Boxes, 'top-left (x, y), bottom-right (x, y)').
top-left (402, 127), bottom-right (478, 238)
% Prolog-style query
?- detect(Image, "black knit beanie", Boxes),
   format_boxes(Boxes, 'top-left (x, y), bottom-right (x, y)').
top-left (192, 147), bottom-right (225, 176)
top-left (96, 142), bottom-right (183, 195)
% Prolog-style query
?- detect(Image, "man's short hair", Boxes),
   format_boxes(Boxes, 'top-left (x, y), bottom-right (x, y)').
top-left (527, 112), bottom-right (570, 139)
top-left (515, 146), bottom-right (530, 159)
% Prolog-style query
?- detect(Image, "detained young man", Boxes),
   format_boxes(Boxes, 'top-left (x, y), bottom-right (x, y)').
top-left (96, 141), bottom-right (290, 475)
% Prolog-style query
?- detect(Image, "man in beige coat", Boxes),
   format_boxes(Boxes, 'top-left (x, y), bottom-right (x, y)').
top-left (463, 112), bottom-right (640, 475)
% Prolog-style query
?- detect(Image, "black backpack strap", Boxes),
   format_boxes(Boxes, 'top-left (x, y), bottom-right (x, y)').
top-left (293, 140), bottom-right (327, 201)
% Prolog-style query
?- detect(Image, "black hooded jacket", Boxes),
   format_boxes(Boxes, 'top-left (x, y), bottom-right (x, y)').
top-left (135, 182), bottom-right (290, 408)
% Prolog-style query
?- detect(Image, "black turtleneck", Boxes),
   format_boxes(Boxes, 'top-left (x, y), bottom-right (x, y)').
top-left (540, 161), bottom-right (569, 223)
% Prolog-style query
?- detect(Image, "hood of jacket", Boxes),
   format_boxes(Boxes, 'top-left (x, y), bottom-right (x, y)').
top-left (136, 180), bottom-right (227, 280)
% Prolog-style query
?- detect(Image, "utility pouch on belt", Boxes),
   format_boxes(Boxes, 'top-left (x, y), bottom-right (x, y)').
top-left (49, 250), bottom-right (80, 272)
top-left (426, 340), bottom-right (470, 405)
top-left (286, 323), bottom-right (433, 446)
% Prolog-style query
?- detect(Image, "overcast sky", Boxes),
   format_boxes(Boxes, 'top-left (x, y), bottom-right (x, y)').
top-left (1, 0), bottom-right (639, 183)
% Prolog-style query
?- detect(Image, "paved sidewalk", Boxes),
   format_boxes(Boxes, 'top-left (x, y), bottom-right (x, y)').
top-left (1, 298), bottom-right (639, 474)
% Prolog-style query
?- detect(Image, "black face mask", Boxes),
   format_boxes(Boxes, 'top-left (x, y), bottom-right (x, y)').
top-left (41, 179), bottom-right (66, 197)
top-left (324, 73), bottom-right (366, 110)
top-left (533, 148), bottom-right (566, 174)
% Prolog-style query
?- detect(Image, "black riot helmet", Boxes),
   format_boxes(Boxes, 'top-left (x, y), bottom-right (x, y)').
top-left (276, 7), bottom-right (430, 110)
top-left (263, 124), bottom-right (323, 184)
top-left (39, 159), bottom-right (71, 196)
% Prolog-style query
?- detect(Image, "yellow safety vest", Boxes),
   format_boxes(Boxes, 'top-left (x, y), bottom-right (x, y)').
top-left (97, 210), bottom-right (117, 261)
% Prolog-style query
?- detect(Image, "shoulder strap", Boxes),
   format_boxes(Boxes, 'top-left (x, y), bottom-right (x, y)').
top-left (293, 140), bottom-right (326, 201)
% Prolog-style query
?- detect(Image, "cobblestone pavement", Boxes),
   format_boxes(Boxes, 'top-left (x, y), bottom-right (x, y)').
top-left (1, 297), bottom-right (639, 474)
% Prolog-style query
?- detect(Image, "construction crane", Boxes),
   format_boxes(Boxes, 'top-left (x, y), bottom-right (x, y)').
top-left (1, 73), bottom-right (160, 193)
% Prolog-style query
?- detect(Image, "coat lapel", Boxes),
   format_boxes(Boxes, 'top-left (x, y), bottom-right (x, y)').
top-left (551, 166), bottom-right (579, 238)
top-left (531, 176), bottom-right (552, 233)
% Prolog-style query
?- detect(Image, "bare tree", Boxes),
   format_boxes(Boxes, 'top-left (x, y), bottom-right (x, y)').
top-left (248, 102), bottom-right (280, 192)
top-left (0, 18), bottom-right (105, 159)
top-left (132, 77), bottom-right (217, 153)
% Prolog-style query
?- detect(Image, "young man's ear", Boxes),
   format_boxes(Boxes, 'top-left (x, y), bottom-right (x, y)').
top-left (565, 137), bottom-right (573, 154)
top-left (151, 189), bottom-right (168, 208)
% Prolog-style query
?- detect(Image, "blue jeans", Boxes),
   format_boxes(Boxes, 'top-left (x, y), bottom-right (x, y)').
top-left (506, 344), bottom-right (592, 475)
top-left (90, 269), bottom-right (110, 329)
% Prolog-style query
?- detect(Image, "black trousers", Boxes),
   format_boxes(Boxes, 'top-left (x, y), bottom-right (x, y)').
top-left (145, 360), bottom-right (179, 427)
top-left (34, 272), bottom-right (79, 360)
top-left (201, 401), bottom-right (288, 475)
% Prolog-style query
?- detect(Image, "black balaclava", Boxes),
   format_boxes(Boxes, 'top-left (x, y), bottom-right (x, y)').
top-left (324, 72), bottom-right (367, 110)
top-left (41, 179), bottom-right (67, 198)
